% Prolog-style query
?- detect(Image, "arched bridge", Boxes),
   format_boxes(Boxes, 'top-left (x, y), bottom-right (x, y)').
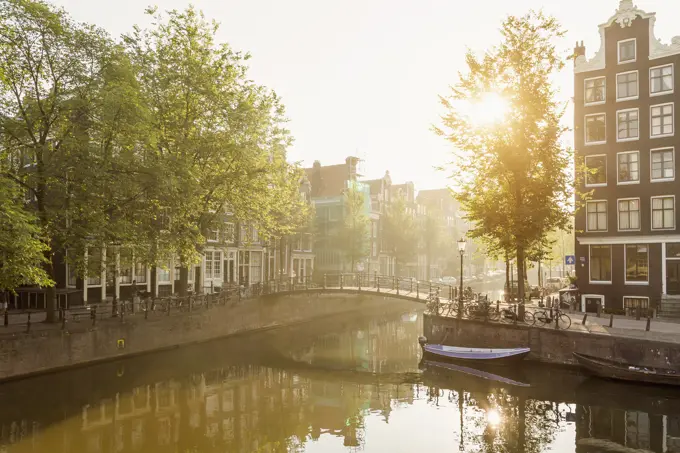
top-left (259, 273), bottom-right (462, 306)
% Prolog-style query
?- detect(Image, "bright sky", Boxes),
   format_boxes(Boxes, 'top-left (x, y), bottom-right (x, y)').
top-left (53, 0), bottom-right (680, 190)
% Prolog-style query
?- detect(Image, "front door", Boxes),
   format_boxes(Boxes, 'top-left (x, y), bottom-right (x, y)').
top-left (667, 262), bottom-right (680, 295)
top-left (585, 297), bottom-right (601, 313)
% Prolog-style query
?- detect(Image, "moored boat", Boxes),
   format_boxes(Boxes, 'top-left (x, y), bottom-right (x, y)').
top-left (573, 352), bottom-right (680, 387)
top-left (423, 360), bottom-right (531, 387)
top-left (418, 337), bottom-right (530, 364)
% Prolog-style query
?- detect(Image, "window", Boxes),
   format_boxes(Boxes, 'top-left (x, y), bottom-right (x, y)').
top-left (652, 196), bottom-right (675, 230)
top-left (590, 245), bottom-right (612, 282)
top-left (618, 199), bottom-right (640, 231)
top-left (157, 266), bottom-right (170, 282)
top-left (250, 251), bottom-right (262, 284)
top-left (586, 200), bottom-right (608, 232)
top-left (618, 39), bottom-right (636, 64)
top-left (301, 233), bottom-right (312, 251)
top-left (650, 64), bottom-right (673, 95)
top-left (205, 251), bottom-right (222, 279)
top-left (617, 151), bottom-right (639, 183)
top-left (617, 109), bottom-right (639, 141)
top-left (207, 230), bottom-right (219, 242)
top-left (585, 77), bottom-right (606, 104)
top-left (87, 247), bottom-right (102, 286)
top-left (372, 242), bottom-right (378, 257)
top-left (225, 223), bottom-right (235, 242)
top-left (135, 262), bottom-right (147, 284)
top-left (651, 103), bottom-right (674, 137)
top-left (651, 148), bottom-right (675, 181)
top-left (616, 71), bottom-right (638, 100)
top-left (625, 245), bottom-right (648, 283)
top-left (624, 297), bottom-right (649, 316)
top-left (667, 243), bottom-right (680, 258)
top-left (585, 114), bottom-right (606, 144)
top-left (120, 249), bottom-right (133, 284)
top-left (585, 155), bottom-right (607, 186)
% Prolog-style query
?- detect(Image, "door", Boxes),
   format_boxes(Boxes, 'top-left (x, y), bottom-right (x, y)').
top-left (667, 261), bottom-right (680, 295)
top-left (585, 297), bottom-right (601, 313)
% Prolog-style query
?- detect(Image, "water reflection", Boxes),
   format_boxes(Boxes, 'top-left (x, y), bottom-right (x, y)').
top-left (0, 306), bottom-right (679, 452)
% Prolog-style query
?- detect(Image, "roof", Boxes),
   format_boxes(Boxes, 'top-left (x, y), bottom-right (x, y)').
top-left (304, 163), bottom-right (349, 198)
top-left (361, 179), bottom-right (384, 195)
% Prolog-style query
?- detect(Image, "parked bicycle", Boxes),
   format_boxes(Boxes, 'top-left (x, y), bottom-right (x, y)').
top-left (426, 288), bottom-right (442, 315)
top-left (465, 299), bottom-right (499, 321)
top-left (499, 303), bottom-right (535, 325)
top-left (533, 307), bottom-right (571, 330)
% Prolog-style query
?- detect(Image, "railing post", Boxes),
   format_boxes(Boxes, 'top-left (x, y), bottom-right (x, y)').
top-left (92, 306), bottom-right (97, 326)
top-left (416, 281), bottom-right (419, 299)
top-left (4, 309), bottom-right (8, 327)
top-left (396, 277), bottom-right (399, 295)
top-left (392, 276), bottom-right (395, 291)
top-left (306, 277), bottom-right (309, 291)
top-left (358, 275), bottom-right (361, 292)
top-left (323, 274), bottom-right (327, 290)
top-left (377, 275), bottom-right (380, 293)
top-left (61, 309), bottom-right (66, 330)
top-left (145, 299), bottom-right (149, 320)
top-left (26, 312), bottom-right (31, 333)
top-left (340, 274), bottom-right (344, 290)
top-left (410, 278), bottom-right (413, 293)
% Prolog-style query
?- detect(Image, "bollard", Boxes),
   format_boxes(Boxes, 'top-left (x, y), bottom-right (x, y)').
top-left (358, 276), bottom-right (361, 292)
top-left (3, 310), bottom-right (7, 327)
top-left (597, 303), bottom-right (602, 318)
top-left (582, 313), bottom-right (588, 325)
top-left (496, 300), bottom-right (500, 313)
top-left (92, 306), bottom-right (97, 327)
top-left (646, 316), bottom-right (651, 332)
top-left (396, 279), bottom-right (400, 296)
top-left (323, 274), bottom-right (327, 290)
top-left (636, 306), bottom-right (641, 321)
top-left (340, 275), bottom-right (344, 290)
top-left (392, 276), bottom-right (396, 291)
top-left (145, 300), bottom-right (149, 320)
top-left (61, 309), bottom-right (66, 330)
top-left (377, 276), bottom-right (381, 293)
top-left (167, 300), bottom-right (171, 315)
top-left (410, 278), bottom-right (413, 293)
top-left (26, 312), bottom-right (31, 333)
top-left (609, 313), bottom-right (614, 328)
top-left (189, 296), bottom-right (193, 312)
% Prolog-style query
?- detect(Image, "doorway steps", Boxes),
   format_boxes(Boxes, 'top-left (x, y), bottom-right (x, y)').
top-left (658, 297), bottom-right (680, 318)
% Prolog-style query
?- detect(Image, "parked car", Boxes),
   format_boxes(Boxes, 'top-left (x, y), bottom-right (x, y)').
top-left (545, 277), bottom-right (563, 292)
top-left (504, 279), bottom-right (531, 300)
top-left (529, 285), bottom-right (540, 299)
top-left (441, 276), bottom-right (457, 286)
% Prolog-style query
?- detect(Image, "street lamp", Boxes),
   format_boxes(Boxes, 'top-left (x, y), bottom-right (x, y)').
top-left (457, 238), bottom-right (466, 317)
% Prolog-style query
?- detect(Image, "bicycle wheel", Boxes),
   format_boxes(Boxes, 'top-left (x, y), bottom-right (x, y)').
top-left (533, 310), bottom-right (549, 326)
top-left (487, 307), bottom-right (500, 322)
top-left (558, 313), bottom-right (571, 330)
top-left (522, 311), bottom-right (536, 326)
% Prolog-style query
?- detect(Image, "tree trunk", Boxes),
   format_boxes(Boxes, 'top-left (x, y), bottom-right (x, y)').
top-left (517, 246), bottom-right (526, 304)
top-left (179, 266), bottom-right (188, 296)
top-left (44, 255), bottom-right (57, 323)
top-left (505, 255), bottom-right (510, 302)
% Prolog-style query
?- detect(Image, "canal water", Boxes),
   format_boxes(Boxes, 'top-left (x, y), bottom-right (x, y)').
top-left (1, 303), bottom-right (680, 453)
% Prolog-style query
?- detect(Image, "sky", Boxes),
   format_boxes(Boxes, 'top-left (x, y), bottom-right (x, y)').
top-left (52, 0), bottom-right (680, 190)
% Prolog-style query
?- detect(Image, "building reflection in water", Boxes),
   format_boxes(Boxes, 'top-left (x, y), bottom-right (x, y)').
top-left (1, 308), bottom-right (680, 452)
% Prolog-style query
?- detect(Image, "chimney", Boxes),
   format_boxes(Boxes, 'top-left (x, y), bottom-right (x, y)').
top-left (574, 40), bottom-right (586, 58)
top-left (311, 160), bottom-right (322, 197)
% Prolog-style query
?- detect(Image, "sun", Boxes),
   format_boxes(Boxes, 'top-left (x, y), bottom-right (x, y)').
top-left (460, 92), bottom-right (510, 128)
top-left (486, 408), bottom-right (502, 428)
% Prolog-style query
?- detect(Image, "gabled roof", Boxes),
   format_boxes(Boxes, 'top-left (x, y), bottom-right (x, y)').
top-left (304, 163), bottom-right (348, 198)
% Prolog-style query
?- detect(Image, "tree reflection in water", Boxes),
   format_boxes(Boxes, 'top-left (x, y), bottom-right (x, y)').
top-left (0, 308), bottom-right (678, 452)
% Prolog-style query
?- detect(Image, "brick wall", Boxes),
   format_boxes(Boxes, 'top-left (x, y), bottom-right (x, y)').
top-left (424, 314), bottom-right (680, 368)
top-left (0, 294), bottom-right (397, 382)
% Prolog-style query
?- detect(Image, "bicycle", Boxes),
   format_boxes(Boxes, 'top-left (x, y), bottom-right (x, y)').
top-left (533, 307), bottom-right (571, 330)
top-left (499, 304), bottom-right (535, 326)
top-left (426, 288), bottom-right (443, 315)
top-left (465, 300), bottom-right (499, 321)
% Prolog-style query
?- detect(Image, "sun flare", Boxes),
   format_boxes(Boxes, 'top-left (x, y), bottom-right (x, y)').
top-left (486, 409), bottom-right (502, 428)
top-left (460, 92), bottom-right (509, 128)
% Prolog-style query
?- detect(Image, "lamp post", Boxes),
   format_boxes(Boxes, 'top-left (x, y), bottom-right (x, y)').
top-left (457, 238), bottom-right (466, 317)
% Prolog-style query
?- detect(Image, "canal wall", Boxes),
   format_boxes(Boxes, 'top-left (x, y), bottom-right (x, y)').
top-left (0, 294), bottom-right (411, 382)
top-left (423, 314), bottom-right (680, 368)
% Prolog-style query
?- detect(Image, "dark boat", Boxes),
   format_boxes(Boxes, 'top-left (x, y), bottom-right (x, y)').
top-left (573, 352), bottom-right (680, 387)
top-left (418, 337), bottom-right (530, 364)
top-left (423, 360), bottom-right (531, 387)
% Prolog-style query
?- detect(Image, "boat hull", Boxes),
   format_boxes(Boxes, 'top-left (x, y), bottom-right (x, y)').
top-left (573, 352), bottom-right (680, 387)
top-left (422, 344), bottom-right (530, 364)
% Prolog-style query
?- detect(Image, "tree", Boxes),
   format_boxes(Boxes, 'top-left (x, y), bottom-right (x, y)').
top-left (437, 11), bottom-right (573, 306)
top-left (339, 183), bottom-right (369, 272)
top-left (0, 174), bottom-right (52, 295)
top-left (124, 6), bottom-right (310, 292)
top-left (0, 0), bottom-right (149, 320)
top-left (382, 195), bottom-right (417, 277)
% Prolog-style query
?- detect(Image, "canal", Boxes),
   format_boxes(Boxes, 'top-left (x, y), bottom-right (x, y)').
top-left (1, 302), bottom-right (680, 452)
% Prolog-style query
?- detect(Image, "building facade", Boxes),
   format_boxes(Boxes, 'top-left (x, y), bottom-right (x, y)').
top-left (574, 0), bottom-right (680, 315)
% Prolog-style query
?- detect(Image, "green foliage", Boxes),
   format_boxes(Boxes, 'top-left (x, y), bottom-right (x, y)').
top-left (0, 175), bottom-right (52, 291)
top-left (437, 11), bottom-right (573, 301)
top-left (339, 184), bottom-right (369, 271)
top-left (383, 195), bottom-right (418, 274)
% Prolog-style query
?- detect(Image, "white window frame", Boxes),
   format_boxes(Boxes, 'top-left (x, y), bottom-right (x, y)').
top-left (616, 150), bottom-right (640, 185)
top-left (617, 38), bottom-right (636, 65)
top-left (650, 102), bottom-right (675, 138)
top-left (207, 230), bottom-right (219, 242)
top-left (651, 195), bottom-right (676, 231)
top-left (650, 63), bottom-right (674, 97)
top-left (623, 296), bottom-right (650, 315)
top-left (616, 70), bottom-right (639, 102)
top-left (589, 245), bottom-right (612, 284)
top-left (586, 199), bottom-right (608, 232)
top-left (616, 108), bottom-right (639, 142)
top-left (617, 197), bottom-right (641, 232)
top-left (624, 244), bottom-right (649, 285)
top-left (584, 76), bottom-right (606, 106)
top-left (650, 147), bottom-right (675, 183)
top-left (224, 222), bottom-right (235, 242)
top-left (584, 154), bottom-right (607, 188)
top-left (584, 113), bottom-right (607, 146)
